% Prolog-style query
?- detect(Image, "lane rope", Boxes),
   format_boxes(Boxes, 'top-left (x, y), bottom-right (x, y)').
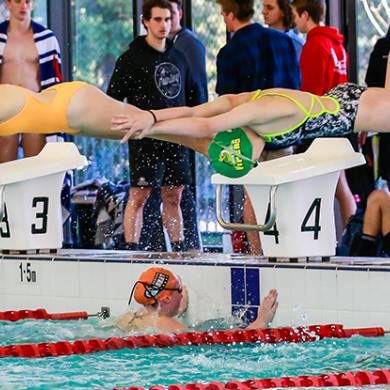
top-left (95, 369), bottom-right (390, 390)
top-left (0, 324), bottom-right (384, 359)
top-left (0, 308), bottom-right (110, 321)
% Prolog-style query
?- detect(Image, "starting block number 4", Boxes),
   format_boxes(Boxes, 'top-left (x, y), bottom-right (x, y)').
top-left (264, 198), bottom-right (322, 244)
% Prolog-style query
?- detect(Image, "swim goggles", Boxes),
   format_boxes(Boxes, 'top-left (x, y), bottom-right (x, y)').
top-left (128, 281), bottom-right (183, 305)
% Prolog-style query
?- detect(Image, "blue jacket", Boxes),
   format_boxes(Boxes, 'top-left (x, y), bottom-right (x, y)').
top-left (0, 20), bottom-right (62, 89)
top-left (216, 23), bottom-right (301, 95)
top-left (171, 27), bottom-right (208, 104)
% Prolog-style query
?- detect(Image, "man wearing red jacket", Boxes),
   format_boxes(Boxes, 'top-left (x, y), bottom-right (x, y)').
top-left (291, 0), bottom-right (355, 229)
top-left (291, 0), bottom-right (348, 95)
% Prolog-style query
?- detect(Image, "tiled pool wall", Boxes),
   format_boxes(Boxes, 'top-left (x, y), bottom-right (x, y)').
top-left (1, 250), bottom-right (390, 330)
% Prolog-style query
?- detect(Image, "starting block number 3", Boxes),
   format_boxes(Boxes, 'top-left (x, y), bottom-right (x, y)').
top-left (0, 197), bottom-right (49, 238)
top-left (264, 198), bottom-right (322, 244)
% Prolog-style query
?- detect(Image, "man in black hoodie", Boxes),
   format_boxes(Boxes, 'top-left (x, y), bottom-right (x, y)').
top-left (107, 0), bottom-right (201, 252)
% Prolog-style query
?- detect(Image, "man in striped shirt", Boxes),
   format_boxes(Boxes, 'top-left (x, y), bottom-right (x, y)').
top-left (0, 0), bottom-right (62, 163)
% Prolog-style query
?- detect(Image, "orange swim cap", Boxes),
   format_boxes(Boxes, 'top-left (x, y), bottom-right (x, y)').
top-left (134, 267), bottom-right (179, 305)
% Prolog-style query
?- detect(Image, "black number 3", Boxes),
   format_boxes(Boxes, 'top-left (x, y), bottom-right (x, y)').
top-left (0, 204), bottom-right (11, 238)
top-left (32, 197), bottom-right (49, 234)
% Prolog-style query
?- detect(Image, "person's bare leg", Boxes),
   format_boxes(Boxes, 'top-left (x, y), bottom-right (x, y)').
top-left (161, 185), bottom-right (184, 243)
top-left (335, 170), bottom-right (357, 227)
top-left (363, 189), bottom-right (390, 236)
top-left (243, 187), bottom-right (261, 255)
top-left (124, 187), bottom-right (152, 244)
top-left (0, 134), bottom-right (19, 163)
top-left (21, 133), bottom-right (46, 158)
top-left (380, 191), bottom-right (390, 236)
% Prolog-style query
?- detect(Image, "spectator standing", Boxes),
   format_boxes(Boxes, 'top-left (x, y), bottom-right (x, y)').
top-left (262, 0), bottom-right (305, 59)
top-left (291, 0), bottom-right (347, 95)
top-left (292, 0), bottom-right (355, 228)
top-left (0, 0), bottom-right (62, 163)
top-left (168, 0), bottom-right (207, 102)
top-left (107, 0), bottom-right (201, 252)
top-left (215, 0), bottom-right (301, 255)
top-left (216, 0), bottom-right (300, 95)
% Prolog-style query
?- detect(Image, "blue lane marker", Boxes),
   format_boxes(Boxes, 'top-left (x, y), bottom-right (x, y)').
top-left (231, 267), bottom-right (260, 325)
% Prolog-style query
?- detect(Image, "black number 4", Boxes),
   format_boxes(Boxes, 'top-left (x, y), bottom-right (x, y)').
top-left (263, 203), bottom-right (279, 244)
top-left (301, 198), bottom-right (322, 240)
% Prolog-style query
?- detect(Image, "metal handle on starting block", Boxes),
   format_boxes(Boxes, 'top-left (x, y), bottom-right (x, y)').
top-left (215, 184), bottom-right (278, 231)
top-left (0, 185), bottom-right (4, 220)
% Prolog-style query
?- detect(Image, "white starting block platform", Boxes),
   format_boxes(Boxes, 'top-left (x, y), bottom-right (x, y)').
top-left (212, 138), bottom-right (366, 258)
top-left (0, 143), bottom-right (88, 251)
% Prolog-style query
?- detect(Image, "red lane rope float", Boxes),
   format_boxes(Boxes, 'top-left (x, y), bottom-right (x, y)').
top-left (0, 324), bottom-right (385, 359)
top-left (0, 309), bottom-right (88, 321)
top-left (94, 369), bottom-right (390, 390)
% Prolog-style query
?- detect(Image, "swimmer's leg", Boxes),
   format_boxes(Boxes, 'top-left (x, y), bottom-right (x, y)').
top-left (0, 134), bottom-right (19, 163)
top-left (21, 133), bottom-right (46, 158)
top-left (68, 84), bottom-right (143, 140)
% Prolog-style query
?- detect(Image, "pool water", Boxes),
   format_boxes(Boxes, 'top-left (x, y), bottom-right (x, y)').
top-left (1, 319), bottom-right (390, 390)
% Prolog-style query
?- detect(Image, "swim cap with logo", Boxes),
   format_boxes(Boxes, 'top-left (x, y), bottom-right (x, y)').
top-left (208, 128), bottom-right (257, 178)
top-left (133, 267), bottom-right (179, 305)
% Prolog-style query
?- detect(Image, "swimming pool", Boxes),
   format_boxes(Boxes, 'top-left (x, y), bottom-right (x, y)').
top-left (1, 318), bottom-right (390, 390)
top-left (3, 251), bottom-right (390, 331)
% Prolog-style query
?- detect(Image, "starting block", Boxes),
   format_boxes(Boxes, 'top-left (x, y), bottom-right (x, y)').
top-left (212, 138), bottom-right (365, 258)
top-left (0, 143), bottom-right (88, 251)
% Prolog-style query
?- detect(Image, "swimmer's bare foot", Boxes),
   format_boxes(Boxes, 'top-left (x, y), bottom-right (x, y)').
top-left (246, 289), bottom-right (278, 329)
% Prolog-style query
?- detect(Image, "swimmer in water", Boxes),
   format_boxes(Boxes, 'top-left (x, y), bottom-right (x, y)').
top-left (115, 267), bottom-right (278, 333)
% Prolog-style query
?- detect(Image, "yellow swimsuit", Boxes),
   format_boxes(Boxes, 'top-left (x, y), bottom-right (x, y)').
top-left (0, 81), bottom-right (86, 136)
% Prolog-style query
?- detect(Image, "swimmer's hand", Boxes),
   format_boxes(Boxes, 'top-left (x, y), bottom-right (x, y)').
top-left (246, 289), bottom-right (278, 329)
top-left (111, 112), bottom-right (155, 143)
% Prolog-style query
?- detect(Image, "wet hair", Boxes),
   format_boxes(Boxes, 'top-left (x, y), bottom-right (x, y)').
top-left (142, 0), bottom-right (173, 22)
top-left (291, 0), bottom-right (325, 25)
top-left (216, 0), bottom-right (255, 22)
top-left (169, 0), bottom-right (183, 11)
top-left (277, 0), bottom-right (295, 30)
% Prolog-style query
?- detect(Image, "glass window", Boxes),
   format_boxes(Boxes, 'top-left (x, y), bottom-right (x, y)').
top-left (356, 0), bottom-right (389, 85)
top-left (71, 0), bottom-right (134, 183)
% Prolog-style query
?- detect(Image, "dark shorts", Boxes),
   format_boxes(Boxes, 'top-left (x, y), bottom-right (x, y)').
top-left (268, 83), bottom-right (368, 147)
top-left (129, 139), bottom-right (193, 188)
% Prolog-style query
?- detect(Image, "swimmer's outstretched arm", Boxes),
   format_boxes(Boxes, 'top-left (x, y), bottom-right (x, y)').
top-left (246, 289), bottom-right (278, 329)
top-left (111, 92), bottom-right (256, 142)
